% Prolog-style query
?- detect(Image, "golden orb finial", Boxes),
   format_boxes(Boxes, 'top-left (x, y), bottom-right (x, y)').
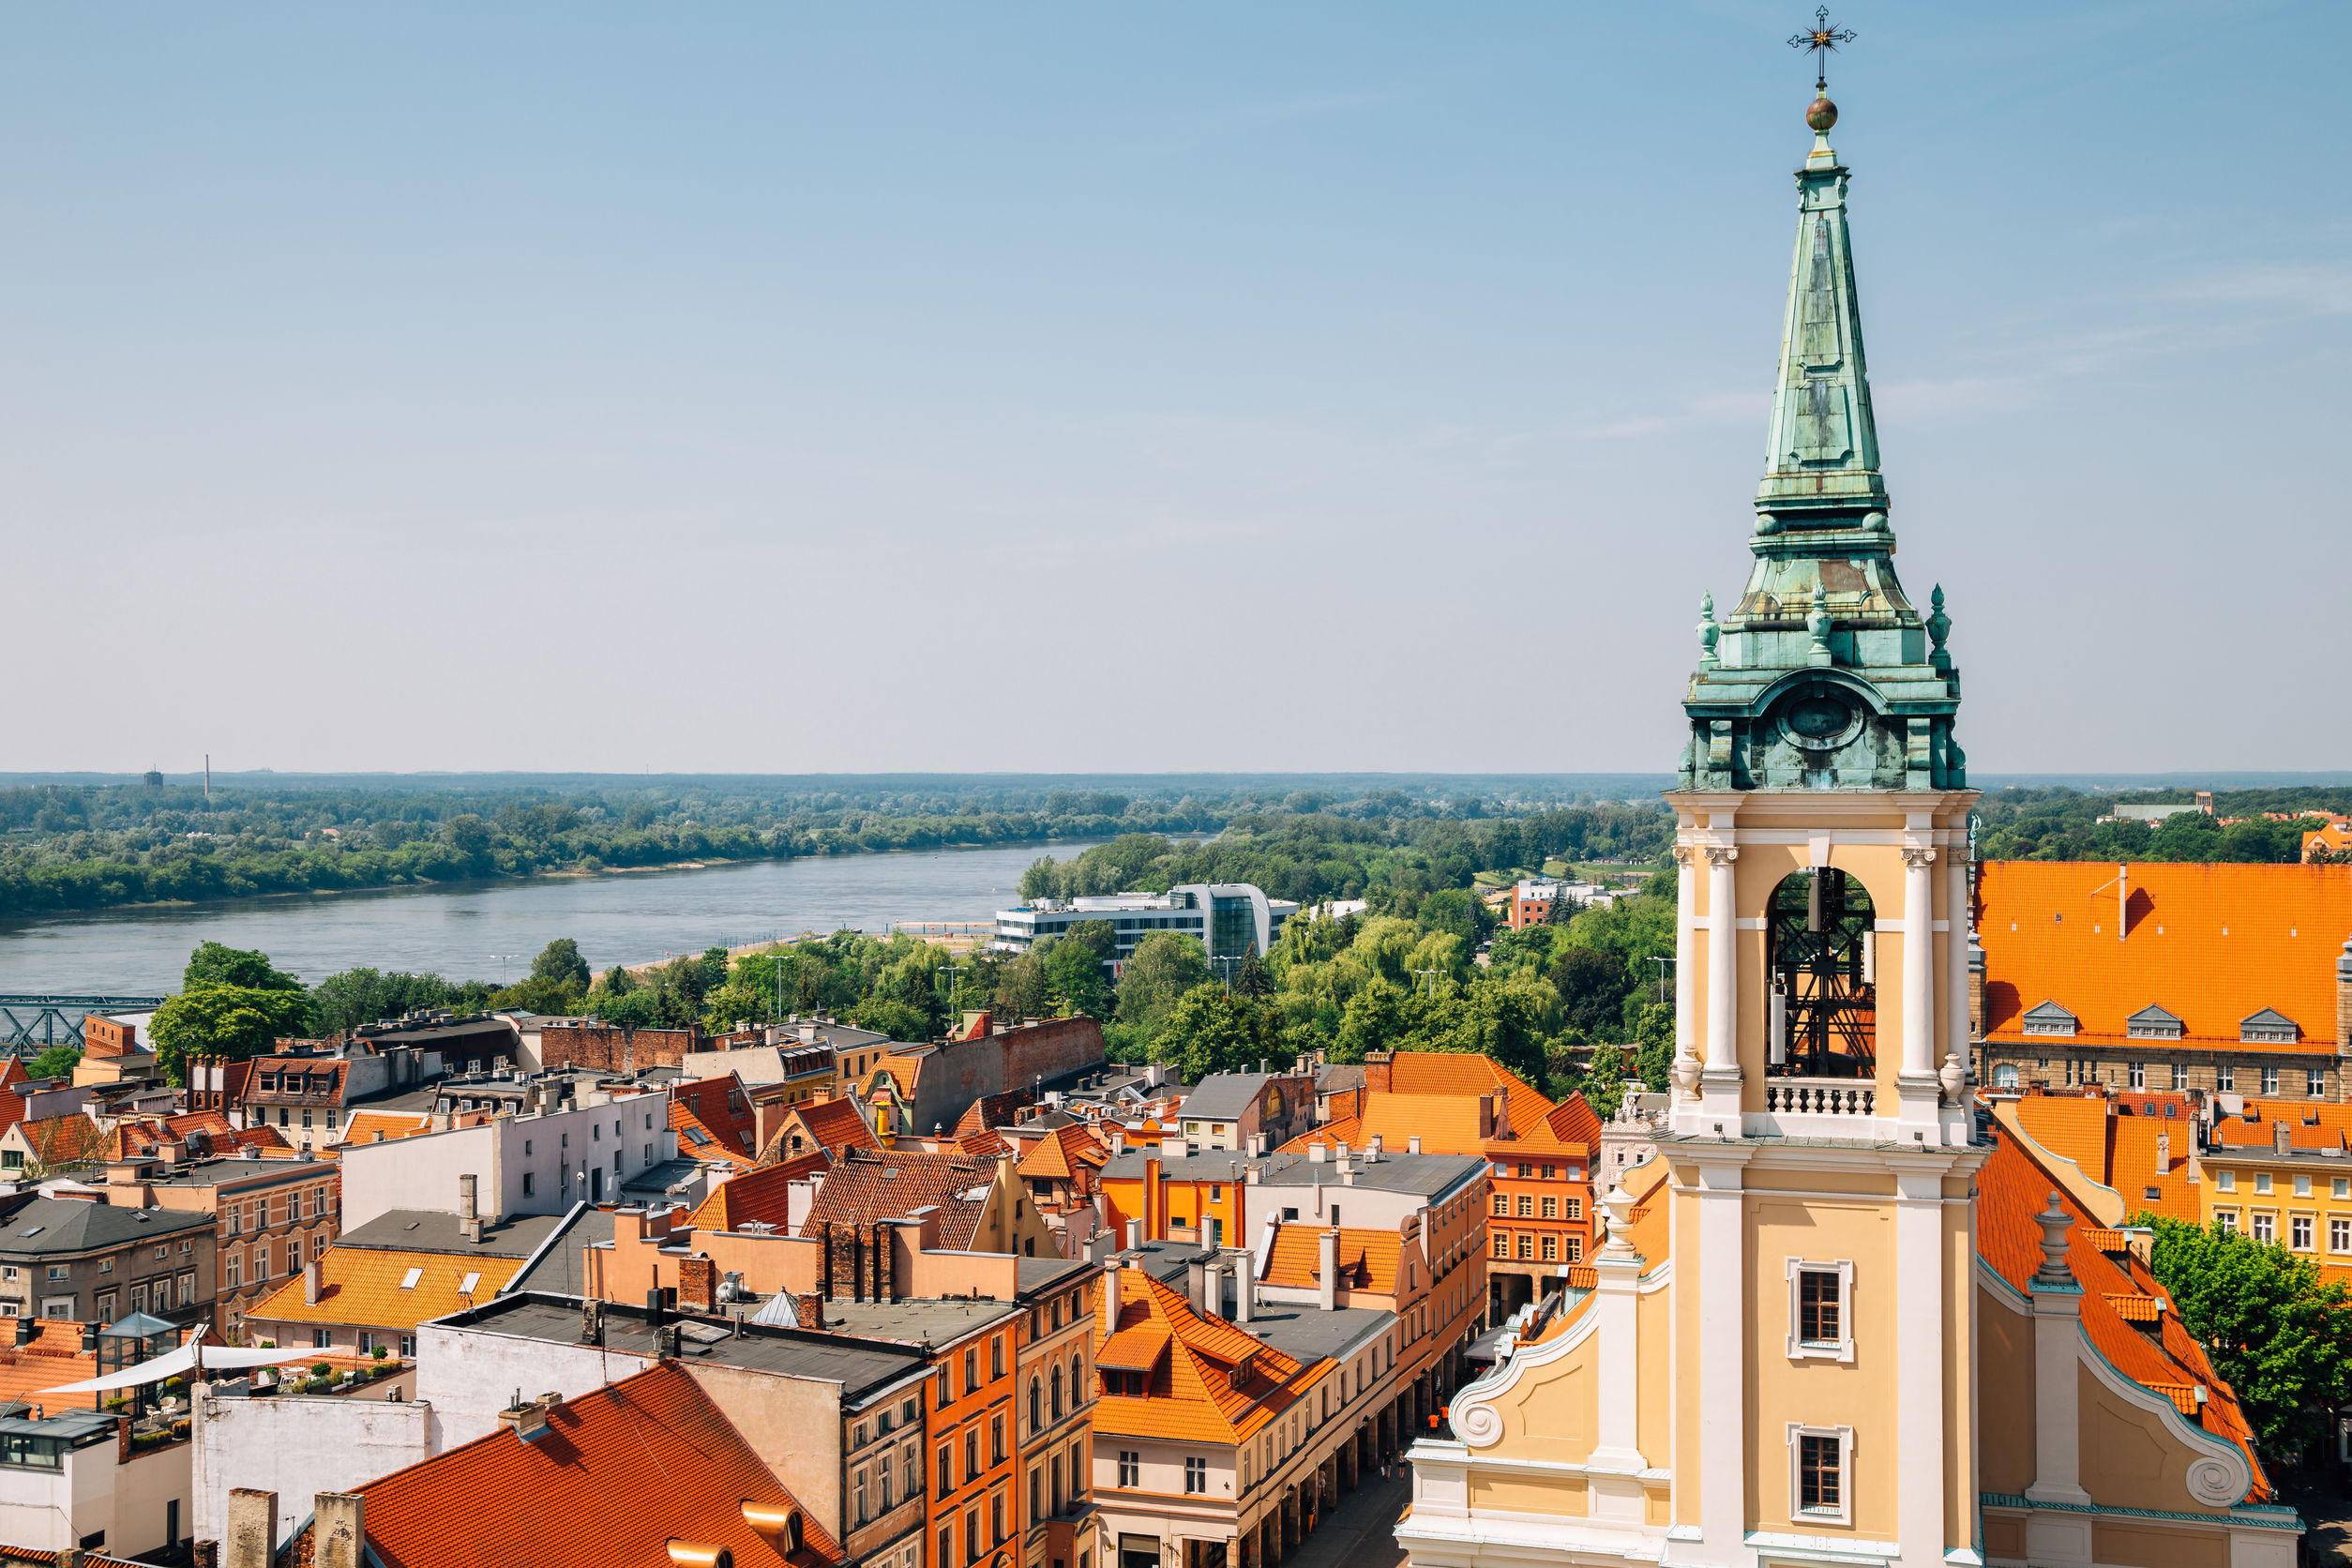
top-left (1806, 94), bottom-right (1838, 132)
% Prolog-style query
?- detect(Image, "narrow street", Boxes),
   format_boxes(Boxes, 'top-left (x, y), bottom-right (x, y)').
top-left (1286, 1464), bottom-right (1412, 1568)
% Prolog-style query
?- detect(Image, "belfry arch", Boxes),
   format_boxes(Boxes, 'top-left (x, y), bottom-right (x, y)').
top-left (1765, 867), bottom-right (1876, 1077)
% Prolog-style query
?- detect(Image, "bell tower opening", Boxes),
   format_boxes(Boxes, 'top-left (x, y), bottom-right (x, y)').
top-left (1765, 867), bottom-right (1877, 1078)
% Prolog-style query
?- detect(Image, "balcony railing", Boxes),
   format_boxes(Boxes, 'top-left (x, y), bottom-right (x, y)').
top-left (1761, 1080), bottom-right (1876, 1118)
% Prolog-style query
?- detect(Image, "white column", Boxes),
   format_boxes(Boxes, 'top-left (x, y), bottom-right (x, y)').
top-left (1705, 846), bottom-right (1740, 1073)
top-left (1901, 848), bottom-right (1937, 1079)
top-left (1673, 846), bottom-right (1698, 1097)
top-left (1895, 1166), bottom-right (1950, 1567)
top-left (1587, 1185), bottom-right (1646, 1520)
top-left (1695, 1154), bottom-right (1749, 1557)
top-left (1946, 842), bottom-right (1972, 1078)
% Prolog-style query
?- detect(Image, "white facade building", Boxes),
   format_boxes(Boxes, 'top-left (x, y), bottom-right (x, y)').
top-left (993, 882), bottom-right (1299, 965)
top-left (337, 1090), bottom-right (678, 1229)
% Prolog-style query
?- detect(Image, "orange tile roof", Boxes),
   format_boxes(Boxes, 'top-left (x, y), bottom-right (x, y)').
top-left (11, 1114), bottom-right (106, 1168)
top-left (764, 1098), bottom-right (881, 1161)
top-left (865, 1055), bottom-right (923, 1101)
top-left (1981, 1122), bottom-right (2270, 1501)
top-left (245, 1245), bottom-right (527, 1334)
top-left (1383, 1052), bottom-right (1556, 1131)
top-left (1979, 861), bottom-right (2352, 1052)
top-left (339, 1110), bottom-right (436, 1146)
top-left (347, 1363), bottom-right (843, 1568)
top-left (1018, 1123), bottom-right (1108, 1184)
top-left (0, 1320), bottom-right (98, 1410)
top-left (671, 1078), bottom-right (760, 1165)
top-left (1097, 1323), bottom-right (1172, 1371)
top-left (687, 1152), bottom-right (827, 1233)
top-left (1545, 1093), bottom-right (1603, 1150)
top-left (1091, 1267), bottom-right (1333, 1446)
top-left (2107, 1114), bottom-right (2201, 1222)
top-left (1278, 1114), bottom-right (1362, 1155)
top-left (1259, 1226), bottom-right (1401, 1296)
top-left (2014, 1094), bottom-right (2113, 1180)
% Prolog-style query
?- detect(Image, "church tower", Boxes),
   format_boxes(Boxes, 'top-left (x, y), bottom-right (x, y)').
top-left (1403, 61), bottom-right (1990, 1568)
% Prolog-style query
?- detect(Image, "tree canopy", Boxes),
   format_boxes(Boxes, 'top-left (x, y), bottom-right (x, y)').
top-left (2138, 1212), bottom-right (2352, 1457)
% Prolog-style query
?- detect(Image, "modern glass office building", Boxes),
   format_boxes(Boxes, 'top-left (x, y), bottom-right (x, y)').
top-left (990, 883), bottom-right (1298, 965)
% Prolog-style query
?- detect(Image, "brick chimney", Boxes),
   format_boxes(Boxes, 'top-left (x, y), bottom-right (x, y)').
top-left (793, 1291), bottom-right (826, 1331)
top-left (1101, 1261), bottom-right (1123, 1334)
top-left (1364, 1050), bottom-right (1393, 1094)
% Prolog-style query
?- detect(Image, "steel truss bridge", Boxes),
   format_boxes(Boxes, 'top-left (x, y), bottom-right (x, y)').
top-left (0, 995), bottom-right (167, 1051)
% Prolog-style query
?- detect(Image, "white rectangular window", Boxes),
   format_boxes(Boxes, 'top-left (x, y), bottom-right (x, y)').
top-left (2254, 1213), bottom-right (2276, 1244)
top-left (2218, 1065), bottom-right (2236, 1092)
top-left (1184, 1456), bottom-right (1207, 1494)
top-left (1118, 1451), bottom-right (1139, 1488)
top-left (1788, 1425), bottom-right (1853, 1525)
top-left (2309, 1069), bottom-right (2327, 1098)
top-left (2171, 1063), bottom-right (2187, 1091)
top-left (2263, 1067), bottom-right (2281, 1095)
top-left (1785, 1259), bottom-right (1854, 1363)
top-left (2128, 1062), bottom-right (2146, 1089)
top-left (2331, 1218), bottom-right (2349, 1253)
top-left (2292, 1215), bottom-right (2314, 1250)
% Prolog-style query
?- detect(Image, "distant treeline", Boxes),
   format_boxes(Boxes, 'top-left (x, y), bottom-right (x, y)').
top-left (0, 777), bottom-right (1664, 918)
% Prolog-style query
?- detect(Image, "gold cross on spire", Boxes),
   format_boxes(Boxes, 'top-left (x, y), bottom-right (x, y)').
top-left (1787, 7), bottom-right (1857, 92)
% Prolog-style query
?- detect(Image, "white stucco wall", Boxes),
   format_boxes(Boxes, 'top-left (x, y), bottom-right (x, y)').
top-left (339, 1095), bottom-right (676, 1229)
top-left (413, 1320), bottom-right (658, 1452)
top-left (191, 1388), bottom-right (432, 1549)
top-left (0, 1439), bottom-right (192, 1558)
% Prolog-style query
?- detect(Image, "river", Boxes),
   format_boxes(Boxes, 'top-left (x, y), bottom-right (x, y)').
top-left (0, 839), bottom-right (1104, 995)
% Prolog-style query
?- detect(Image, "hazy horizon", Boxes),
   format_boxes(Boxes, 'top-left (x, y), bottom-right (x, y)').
top-left (6, 3), bottom-right (2344, 776)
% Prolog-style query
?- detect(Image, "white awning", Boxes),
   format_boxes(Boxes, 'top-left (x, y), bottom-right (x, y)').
top-left (31, 1334), bottom-right (320, 1395)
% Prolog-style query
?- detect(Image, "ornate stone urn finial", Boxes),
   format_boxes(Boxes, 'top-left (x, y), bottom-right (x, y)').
top-left (1928, 583), bottom-right (1952, 672)
top-left (1697, 593), bottom-right (1721, 667)
top-left (1806, 583), bottom-right (1834, 668)
top-left (1599, 1183), bottom-right (1639, 1258)
top-left (2033, 1192), bottom-right (2075, 1289)
top-left (1938, 1049), bottom-right (1967, 1106)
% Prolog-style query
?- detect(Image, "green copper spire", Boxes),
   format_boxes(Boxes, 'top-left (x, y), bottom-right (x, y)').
top-left (1678, 89), bottom-right (1965, 794)
top-left (1756, 106), bottom-right (1885, 523)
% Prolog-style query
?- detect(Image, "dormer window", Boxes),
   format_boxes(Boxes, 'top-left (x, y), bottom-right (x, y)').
top-left (2021, 1002), bottom-right (2078, 1038)
top-left (2126, 1005), bottom-right (2183, 1041)
top-left (2241, 1008), bottom-right (2299, 1045)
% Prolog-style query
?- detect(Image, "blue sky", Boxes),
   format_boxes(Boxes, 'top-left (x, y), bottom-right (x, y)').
top-left (2, 2), bottom-right (2344, 775)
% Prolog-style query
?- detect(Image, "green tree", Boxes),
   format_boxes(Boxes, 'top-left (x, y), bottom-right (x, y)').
top-left (1157, 988), bottom-right (1271, 1083)
top-left (1332, 980), bottom-right (1409, 1064)
top-left (2139, 1213), bottom-right (2352, 1456)
top-left (310, 968), bottom-right (473, 1034)
top-left (149, 980), bottom-right (312, 1085)
top-left (184, 942), bottom-right (305, 996)
top-left (1551, 947), bottom-right (1632, 1037)
top-left (1113, 932), bottom-right (1213, 1043)
top-left (1041, 923), bottom-right (1117, 1018)
top-left (530, 939), bottom-right (593, 995)
top-left (28, 1045), bottom-right (81, 1080)
top-left (1630, 1002), bottom-right (1675, 1093)
top-left (1579, 1043), bottom-right (1629, 1119)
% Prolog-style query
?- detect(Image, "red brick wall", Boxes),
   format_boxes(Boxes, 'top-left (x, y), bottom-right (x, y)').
top-left (538, 1025), bottom-right (704, 1073)
top-left (83, 1016), bottom-right (138, 1057)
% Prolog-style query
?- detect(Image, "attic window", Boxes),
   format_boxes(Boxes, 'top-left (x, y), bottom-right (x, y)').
top-left (2241, 1009), bottom-right (2299, 1045)
top-left (2021, 1002), bottom-right (2078, 1039)
top-left (2126, 1005), bottom-right (2183, 1041)
top-left (399, 1268), bottom-right (423, 1290)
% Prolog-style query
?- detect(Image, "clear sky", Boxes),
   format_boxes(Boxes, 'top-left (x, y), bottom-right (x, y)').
top-left (3, 2), bottom-right (2344, 776)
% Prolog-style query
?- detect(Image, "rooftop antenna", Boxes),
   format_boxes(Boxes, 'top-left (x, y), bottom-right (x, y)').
top-left (1787, 6), bottom-right (1857, 95)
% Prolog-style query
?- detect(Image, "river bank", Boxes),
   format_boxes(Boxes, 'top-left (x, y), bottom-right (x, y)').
top-left (0, 840), bottom-right (1100, 996)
